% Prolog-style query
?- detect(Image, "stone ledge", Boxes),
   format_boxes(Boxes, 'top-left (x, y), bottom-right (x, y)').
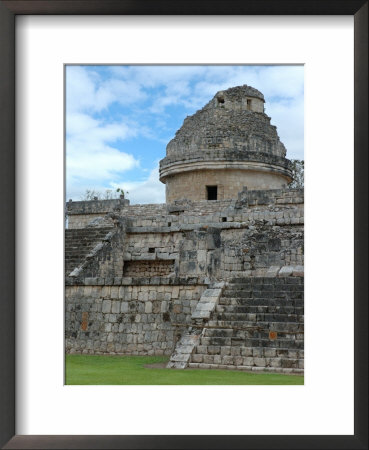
top-left (187, 363), bottom-right (303, 374)
top-left (160, 150), bottom-right (292, 172)
top-left (160, 158), bottom-right (293, 184)
top-left (66, 198), bottom-right (130, 215)
top-left (65, 275), bottom-right (207, 286)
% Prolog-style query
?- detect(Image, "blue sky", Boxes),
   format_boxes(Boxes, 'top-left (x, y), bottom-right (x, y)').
top-left (66, 65), bottom-right (304, 204)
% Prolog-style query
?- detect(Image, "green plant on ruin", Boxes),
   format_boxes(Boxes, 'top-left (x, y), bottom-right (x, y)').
top-left (116, 187), bottom-right (129, 199)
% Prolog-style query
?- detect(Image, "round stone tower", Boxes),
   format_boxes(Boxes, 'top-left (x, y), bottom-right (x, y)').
top-left (159, 84), bottom-right (293, 203)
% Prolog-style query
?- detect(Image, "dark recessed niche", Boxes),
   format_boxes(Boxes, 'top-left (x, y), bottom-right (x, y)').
top-left (148, 247), bottom-right (155, 253)
top-left (207, 185), bottom-right (218, 200)
top-left (168, 222), bottom-right (171, 227)
top-left (222, 217), bottom-right (227, 222)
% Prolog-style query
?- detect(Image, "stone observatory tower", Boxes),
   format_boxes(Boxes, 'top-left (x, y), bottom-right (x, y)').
top-left (159, 85), bottom-right (293, 203)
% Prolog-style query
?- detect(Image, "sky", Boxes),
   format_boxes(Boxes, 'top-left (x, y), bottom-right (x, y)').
top-left (66, 65), bottom-right (304, 204)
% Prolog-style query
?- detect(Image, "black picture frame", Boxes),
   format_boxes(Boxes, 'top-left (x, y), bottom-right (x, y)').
top-left (0, 1), bottom-right (367, 449)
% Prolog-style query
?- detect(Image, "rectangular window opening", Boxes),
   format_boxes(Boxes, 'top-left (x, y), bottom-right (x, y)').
top-left (206, 186), bottom-right (218, 201)
top-left (148, 247), bottom-right (155, 253)
top-left (247, 99), bottom-right (252, 110)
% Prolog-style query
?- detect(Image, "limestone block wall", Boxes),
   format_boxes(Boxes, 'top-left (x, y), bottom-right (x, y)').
top-left (65, 189), bottom-right (304, 281)
top-left (66, 189), bottom-right (303, 229)
top-left (67, 198), bottom-right (130, 229)
top-left (165, 168), bottom-right (289, 202)
top-left (208, 91), bottom-right (264, 112)
top-left (220, 226), bottom-right (304, 278)
top-left (65, 277), bottom-right (206, 355)
top-left (66, 226), bottom-right (126, 279)
top-left (67, 213), bottom-right (111, 229)
top-left (65, 227), bottom-right (114, 276)
top-left (123, 260), bottom-right (175, 277)
top-left (123, 232), bottom-right (180, 262)
top-left (65, 188), bottom-right (304, 358)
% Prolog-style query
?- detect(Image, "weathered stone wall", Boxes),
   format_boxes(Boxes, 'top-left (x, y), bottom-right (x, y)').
top-left (165, 168), bottom-right (289, 202)
top-left (67, 213), bottom-right (111, 229)
top-left (165, 98), bottom-right (285, 158)
top-left (67, 198), bottom-right (130, 229)
top-left (123, 260), bottom-right (175, 277)
top-left (65, 189), bottom-right (304, 281)
top-left (65, 227), bottom-right (114, 276)
top-left (159, 84), bottom-right (292, 202)
top-left (67, 188), bottom-right (303, 229)
top-left (65, 277), bottom-right (206, 355)
top-left (208, 85), bottom-right (265, 113)
top-left (65, 188), bottom-right (304, 367)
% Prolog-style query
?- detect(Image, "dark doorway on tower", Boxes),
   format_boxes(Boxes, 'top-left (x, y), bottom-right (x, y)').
top-left (206, 186), bottom-right (218, 200)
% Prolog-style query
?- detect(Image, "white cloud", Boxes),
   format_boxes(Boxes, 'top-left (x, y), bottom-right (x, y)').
top-left (267, 97), bottom-right (304, 159)
top-left (111, 166), bottom-right (165, 205)
top-left (66, 66), bottom-right (146, 113)
top-left (67, 144), bottom-right (138, 180)
top-left (67, 113), bottom-right (137, 146)
top-left (66, 66), bottom-right (98, 113)
top-left (66, 112), bottom-right (140, 184)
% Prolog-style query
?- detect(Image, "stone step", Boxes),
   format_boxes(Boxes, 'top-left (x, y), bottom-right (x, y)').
top-left (190, 354), bottom-right (304, 369)
top-left (65, 227), bottom-right (114, 275)
top-left (205, 324), bottom-right (304, 335)
top-left (166, 331), bottom-right (201, 369)
top-left (230, 277), bottom-right (304, 285)
top-left (187, 362), bottom-right (304, 375)
top-left (65, 227), bottom-right (113, 233)
top-left (198, 337), bottom-right (304, 349)
top-left (66, 238), bottom-right (106, 243)
top-left (65, 234), bottom-right (111, 239)
top-left (227, 278), bottom-right (304, 290)
top-left (201, 334), bottom-right (304, 345)
top-left (65, 241), bottom-right (103, 245)
top-left (222, 287), bottom-right (304, 294)
top-left (66, 231), bottom-right (111, 235)
top-left (206, 320), bottom-right (304, 338)
top-left (222, 290), bottom-right (253, 298)
top-left (216, 305), bottom-right (304, 315)
top-left (200, 334), bottom-right (304, 346)
top-left (222, 290), bottom-right (304, 299)
top-left (65, 236), bottom-right (111, 242)
top-left (219, 298), bottom-right (304, 307)
top-left (204, 321), bottom-right (304, 332)
top-left (207, 320), bottom-right (304, 330)
top-left (216, 312), bottom-right (304, 323)
top-left (205, 319), bottom-right (303, 328)
top-left (194, 345), bottom-right (304, 358)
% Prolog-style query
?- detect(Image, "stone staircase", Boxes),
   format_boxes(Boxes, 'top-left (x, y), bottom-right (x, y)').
top-left (65, 227), bottom-right (114, 276)
top-left (167, 283), bottom-right (225, 369)
top-left (167, 330), bottom-right (203, 369)
top-left (188, 277), bottom-right (304, 374)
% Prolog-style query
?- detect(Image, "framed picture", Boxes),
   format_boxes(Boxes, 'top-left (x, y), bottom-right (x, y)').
top-left (0, 1), bottom-right (367, 449)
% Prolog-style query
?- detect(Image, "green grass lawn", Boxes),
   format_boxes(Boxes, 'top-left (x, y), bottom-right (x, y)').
top-left (65, 354), bottom-right (304, 385)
